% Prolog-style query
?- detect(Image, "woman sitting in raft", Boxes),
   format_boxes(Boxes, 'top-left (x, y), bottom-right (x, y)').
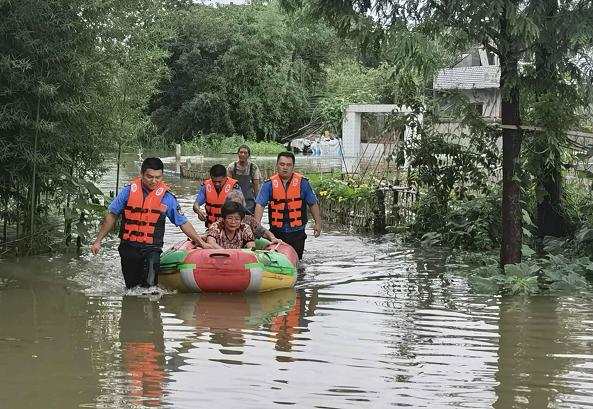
top-left (206, 201), bottom-right (255, 249)
top-left (225, 190), bottom-right (281, 243)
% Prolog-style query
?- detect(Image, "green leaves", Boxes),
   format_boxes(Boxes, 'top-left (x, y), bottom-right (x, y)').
top-left (151, 2), bottom-right (336, 141)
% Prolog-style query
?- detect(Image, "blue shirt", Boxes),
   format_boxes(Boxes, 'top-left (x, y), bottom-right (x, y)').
top-left (255, 176), bottom-right (317, 232)
top-left (195, 181), bottom-right (242, 205)
top-left (108, 185), bottom-right (188, 227)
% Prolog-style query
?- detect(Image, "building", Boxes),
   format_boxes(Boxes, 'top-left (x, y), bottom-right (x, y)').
top-left (433, 47), bottom-right (501, 120)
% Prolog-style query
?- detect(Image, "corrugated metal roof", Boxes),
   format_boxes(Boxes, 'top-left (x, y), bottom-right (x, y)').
top-left (434, 66), bottom-right (500, 90)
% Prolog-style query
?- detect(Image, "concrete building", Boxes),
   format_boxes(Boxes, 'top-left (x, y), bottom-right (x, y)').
top-left (433, 47), bottom-right (501, 120)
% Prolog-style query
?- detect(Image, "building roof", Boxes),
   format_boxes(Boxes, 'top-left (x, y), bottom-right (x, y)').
top-left (434, 66), bottom-right (500, 90)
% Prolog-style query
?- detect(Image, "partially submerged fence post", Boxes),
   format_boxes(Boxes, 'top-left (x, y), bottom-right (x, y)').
top-left (373, 188), bottom-right (386, 234)
top-left (175, 144), bottom-right (181, 174)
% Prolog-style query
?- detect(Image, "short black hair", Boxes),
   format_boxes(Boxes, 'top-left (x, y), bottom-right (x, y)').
top-left (221, 201), bottom-right (245, 220)
top-left (277, 151), bottom-right (295, 164)
top-left (237, 144), bottom-right (251, 155)
top-left (209, 164), bottom-right (227, 178)
top-left (141, 157), bottom-right (164, 173)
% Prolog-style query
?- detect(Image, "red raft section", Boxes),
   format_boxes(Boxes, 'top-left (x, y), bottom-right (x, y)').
top-left (160, 239), bottom-right (299, 293)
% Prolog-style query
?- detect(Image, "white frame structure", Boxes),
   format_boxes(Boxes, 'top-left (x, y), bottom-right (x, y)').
top-left (341, 104), bottom-right (418, 174)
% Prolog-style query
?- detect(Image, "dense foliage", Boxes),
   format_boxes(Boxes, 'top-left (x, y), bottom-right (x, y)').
top-left (148, 2), bottom-right (341, 142)
top-left (0, 0), bottom-right (174, 253)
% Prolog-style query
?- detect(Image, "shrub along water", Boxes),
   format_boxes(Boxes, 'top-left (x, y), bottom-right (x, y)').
top-left (180, 134), bottom-right (285, 156)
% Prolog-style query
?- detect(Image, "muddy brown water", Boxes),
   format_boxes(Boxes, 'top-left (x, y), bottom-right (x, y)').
top-left (1, 154), bottom-right (593, 408)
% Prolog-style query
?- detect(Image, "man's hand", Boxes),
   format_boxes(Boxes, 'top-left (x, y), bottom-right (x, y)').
top-left (91, 241), bottom-right (101, 255)
top-left (193, 240), bottom-right (213, 249)
top-left (193, 203), bottom-right (207, 221)
top-left (313, 222), bottom-right (321, 238)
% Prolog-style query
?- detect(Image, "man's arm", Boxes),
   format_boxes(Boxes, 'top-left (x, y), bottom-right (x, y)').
top-left (254, 179), bottom-right (271, 223)
top-left (193, 202), bottom-right (207, 221)
top-left (253, 178), bottom-right (260, 196)
top-left (179, 221), bottom-right (211, 248)
top-left (309, 203), bottom-right (322, 237)
top-left (254, 203), bottom-right (265, 223)
top-left (193, 185), bottom-right (207, 221)
top-left (91, 213), bottom-right (118, 255)
top-left (206, 235), bottom-right (223, 249)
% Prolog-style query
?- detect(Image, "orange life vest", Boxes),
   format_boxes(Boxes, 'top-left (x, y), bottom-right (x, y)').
top-left (269, 173), bottom-right (306, 229)
top-left (120, 178), bottom-right (169, 246)
top-left (204, 177), bottom-right (238, 226)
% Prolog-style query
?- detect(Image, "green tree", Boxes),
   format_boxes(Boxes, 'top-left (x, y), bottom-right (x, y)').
top-left (0, 0), bottom-right (173, 253)
top-left (280, 0), bottom-right (593, 265)
top-left (149, 1), bottom-right (343, 142)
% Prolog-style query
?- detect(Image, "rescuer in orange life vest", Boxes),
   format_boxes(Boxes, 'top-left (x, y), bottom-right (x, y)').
top-left (193, 164), bottom-right (241, 228)
top-left (254, 151), bottom-right (321, 259)
top-left (91, 157), bottom-right (210, 289)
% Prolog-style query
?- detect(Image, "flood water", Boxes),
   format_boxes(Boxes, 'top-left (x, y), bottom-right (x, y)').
top-left (1, 154), bottom-right (593, 408)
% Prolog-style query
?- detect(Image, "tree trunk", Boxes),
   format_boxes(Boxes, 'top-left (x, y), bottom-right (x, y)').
top-left (537, 168), bottom-right (567, 237)
top-left (534, 0), bottom-right (567, 237)
top-left (116, 141), bottom-right (122, 194)
top-left (29, 94), bottom-right (41, 253)
top-left (499, 11), bottom-right (523, 266)
top-left (373, 188), bottom-right (386, 234)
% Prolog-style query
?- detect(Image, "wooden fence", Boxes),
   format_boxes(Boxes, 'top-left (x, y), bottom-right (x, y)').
top-left (319, 184), bottom-right (418, 232)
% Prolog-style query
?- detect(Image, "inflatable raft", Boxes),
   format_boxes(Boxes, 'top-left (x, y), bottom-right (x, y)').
top-left (159, 239), bottom-right (298, 293)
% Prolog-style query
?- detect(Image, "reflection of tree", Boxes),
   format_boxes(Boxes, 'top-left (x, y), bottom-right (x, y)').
top-left (494, 297), bottom-right (571, 409)
top-left (119, 297), bottom-right (166, 408)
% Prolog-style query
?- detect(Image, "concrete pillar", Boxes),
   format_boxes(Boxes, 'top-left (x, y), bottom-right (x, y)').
top-left (341, 110), bottom-right (361, 174)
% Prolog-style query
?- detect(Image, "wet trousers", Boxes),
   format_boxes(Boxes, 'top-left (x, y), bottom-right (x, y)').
top-left (118, 241), bottom-right (161, 289)
top-left (270, 229), bottom-right (307, 260)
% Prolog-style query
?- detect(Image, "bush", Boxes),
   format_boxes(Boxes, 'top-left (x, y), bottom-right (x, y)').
top-left (410, 186), bottom-right (502, 251)
top-left (180, 134), bottom-right (284, 156)
top-left (307, 174), bottom-right (373, 205)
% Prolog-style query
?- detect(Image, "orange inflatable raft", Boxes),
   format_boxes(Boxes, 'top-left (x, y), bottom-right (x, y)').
top-left (159, 239), bottom-right (298, 293)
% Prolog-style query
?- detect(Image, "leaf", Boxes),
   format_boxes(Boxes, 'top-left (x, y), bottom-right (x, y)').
top-left (575, 227), bottom-right (593, 244)
top-left (522, 209), bottom-right (534, 226)
top-left (521, 244), bottom-right (536, 258)
top-left (468, 275), bottom-right (500, 293)
top-left (83, 181), bottom-right (104, 197)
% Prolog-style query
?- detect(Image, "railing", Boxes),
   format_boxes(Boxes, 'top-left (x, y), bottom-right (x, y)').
top-left (319, 184), bottom-right (418, 231)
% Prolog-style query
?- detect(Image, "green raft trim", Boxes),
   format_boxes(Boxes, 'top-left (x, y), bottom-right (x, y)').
top-left (255, 237), bottom-right (271, 250)
top-left (245, 300), bottom-right (296, 325)
top-left (243, 248), bottom-right (297, 276)
top-left (160, 250), bottom-right (190, 271)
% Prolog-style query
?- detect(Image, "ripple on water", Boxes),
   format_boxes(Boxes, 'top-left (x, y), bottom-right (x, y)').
top-left (3, 164), bottom-right (593, 408)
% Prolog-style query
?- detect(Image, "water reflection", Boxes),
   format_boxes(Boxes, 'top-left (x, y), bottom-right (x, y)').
top-left (495, 296), bottom-right (593, 409)
top-left (120, 297), bottom-right (166, 407)
top-left (3, 154), bottom-right (593, 408)
top-left (160, 289), bottom-right (303, 354)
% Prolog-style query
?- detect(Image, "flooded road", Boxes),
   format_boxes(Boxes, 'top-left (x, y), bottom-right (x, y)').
top-left (1, 155), bottom-right (593, 408)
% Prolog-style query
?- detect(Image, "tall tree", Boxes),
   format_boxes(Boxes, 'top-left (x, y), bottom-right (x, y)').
top-left (149, 1), bottom-right (342, 141)
top-left (280, 0), bottom-right (593, 265)
top-left (0, 0), bottom-right (173, 252)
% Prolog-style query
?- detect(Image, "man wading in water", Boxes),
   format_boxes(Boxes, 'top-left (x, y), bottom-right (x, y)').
top-left (91, 157), bottom-right (210, 289)
top-left (227, 144), bottom-right (262, 214)
top-left (254, 151), bottom-right (321, 260)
